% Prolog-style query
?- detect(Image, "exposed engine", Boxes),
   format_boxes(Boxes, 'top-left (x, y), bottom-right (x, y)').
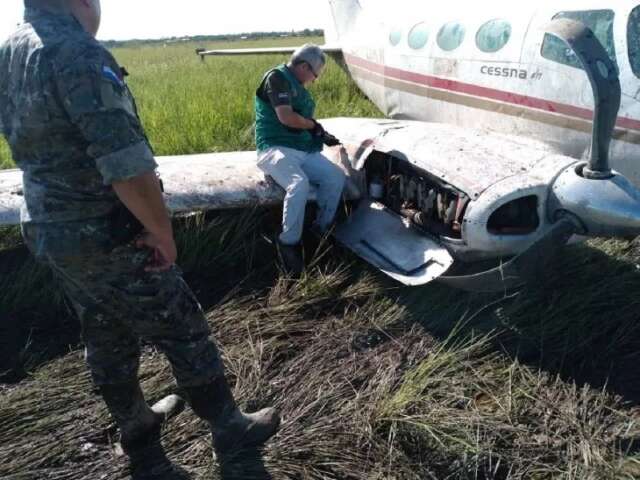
top-left (363, 152), bottom-right (468, 239)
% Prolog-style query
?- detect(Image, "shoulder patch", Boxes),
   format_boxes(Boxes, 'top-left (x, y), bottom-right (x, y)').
top-left (102, 66), bottom-right (125, 87)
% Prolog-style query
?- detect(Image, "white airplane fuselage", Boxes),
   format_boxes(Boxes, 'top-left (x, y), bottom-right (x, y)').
top-left (328, 0), bottom-right (640, 184)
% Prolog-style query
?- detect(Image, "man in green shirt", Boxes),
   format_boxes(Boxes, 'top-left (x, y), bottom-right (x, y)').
top-left (255, 44), bottom-right (346, 276)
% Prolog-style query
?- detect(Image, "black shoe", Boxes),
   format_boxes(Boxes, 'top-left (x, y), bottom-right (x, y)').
top-left (276, 240), bottom-right (304, 278)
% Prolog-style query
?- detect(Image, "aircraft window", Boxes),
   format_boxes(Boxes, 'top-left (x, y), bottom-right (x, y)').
top-left (389, 28), bottom-right (402, 46)
top-left (437, 22), bottom-right (466, 51)
top-left (629, 6), bottom-right (640, 78)
top-left (475, 19), bottom-right (512, 53)
top-left (408, 23), bottom-right (429, 49)
top-left (541, 10), bottom-right (617, 71)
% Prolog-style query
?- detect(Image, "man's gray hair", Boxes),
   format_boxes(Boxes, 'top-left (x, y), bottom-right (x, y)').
top-left (290, 44), bottom-right (326, 74)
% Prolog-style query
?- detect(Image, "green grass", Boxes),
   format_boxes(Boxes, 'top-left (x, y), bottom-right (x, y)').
top-left (0, 36), bottom-right (378, 167)
top-left (3, 37), bottom-right (640, 480)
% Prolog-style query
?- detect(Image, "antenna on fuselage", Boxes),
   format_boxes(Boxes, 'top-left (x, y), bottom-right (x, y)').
top-left (543, 18), bottom-right (621, 180)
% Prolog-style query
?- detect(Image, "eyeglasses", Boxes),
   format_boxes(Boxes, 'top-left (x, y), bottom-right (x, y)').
top-left (305, 62), bottom-right (319, 79)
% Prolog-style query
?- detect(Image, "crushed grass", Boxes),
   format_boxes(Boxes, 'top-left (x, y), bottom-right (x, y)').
top-left (2, 230), bottom-right (640, 479)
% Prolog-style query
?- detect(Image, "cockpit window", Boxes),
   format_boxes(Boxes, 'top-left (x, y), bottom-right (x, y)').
top-left (437, 22), bottom-right (466, 51)
top-left (629, 6), bottom-right (640, 78)
top-left (389, 28), bottom-right (402, 46)
top-left (541, 10), bottom-right (617, 71)
top-left (408, 23), bottom-right (429, 50)
top-left (476, 19), bottom-right (512, 53)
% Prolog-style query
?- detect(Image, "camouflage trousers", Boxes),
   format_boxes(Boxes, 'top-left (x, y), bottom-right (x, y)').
top-left (28, 234), bottom-right (224, 387)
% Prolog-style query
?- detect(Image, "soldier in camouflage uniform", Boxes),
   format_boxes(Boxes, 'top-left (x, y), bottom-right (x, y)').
top-left (0, 0), bottom-right (280, 477)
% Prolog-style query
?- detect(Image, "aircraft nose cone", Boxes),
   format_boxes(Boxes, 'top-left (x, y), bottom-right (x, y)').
top-left (549, 163), bottom-right (640, 237)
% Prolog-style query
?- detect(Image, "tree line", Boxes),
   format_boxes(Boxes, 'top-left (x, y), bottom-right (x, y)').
top-left (103, 29), bottom-right (324, 49)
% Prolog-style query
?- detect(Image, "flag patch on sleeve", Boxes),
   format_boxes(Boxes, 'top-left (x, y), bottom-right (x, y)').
top-left (102, 66), bottom-right (125, 87)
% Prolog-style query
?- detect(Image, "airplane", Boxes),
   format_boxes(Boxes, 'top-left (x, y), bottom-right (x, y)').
top-left (198, 0), bottom-right (640, 185)
top-left (2, 0), bottom-right (640, 292)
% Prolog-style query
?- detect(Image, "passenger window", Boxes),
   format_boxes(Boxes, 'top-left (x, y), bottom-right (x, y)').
top-left (629, 6), bottom-right (640, 78)
top-left (541, 10), bottom-right (617, 71)
top-left (389, 28), bottom-right (402, 46)
top-left (437, 22), bottom-right (466, 51)
top-left (476, 19), bottom-right (512, 53)
top-left (408, 23), bottom-right (429, 50)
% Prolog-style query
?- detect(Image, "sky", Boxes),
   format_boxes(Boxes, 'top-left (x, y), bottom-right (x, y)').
top-left (0, 0), bottom-right (336, 41)
top-left (0, 0), bottom-right (543, 42)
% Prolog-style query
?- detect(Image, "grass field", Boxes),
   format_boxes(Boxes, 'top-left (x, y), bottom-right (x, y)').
top-left (0, 36), bottom-right (377, 166)
top-left (2, 37), bottom-right (640, 480)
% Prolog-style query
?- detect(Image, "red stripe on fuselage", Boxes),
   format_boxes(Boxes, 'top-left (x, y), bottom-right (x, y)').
top-left (344, 53), bottom-right (640, 133)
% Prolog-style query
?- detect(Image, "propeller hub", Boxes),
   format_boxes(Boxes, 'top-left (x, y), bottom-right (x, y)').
top-left (550, 163), bottom-right (640, 237)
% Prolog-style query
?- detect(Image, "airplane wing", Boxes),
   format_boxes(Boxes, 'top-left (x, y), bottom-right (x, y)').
top-left (0, 152), bottom-right (285, 226)
top-left (157, 151), bottom-right (285, 213)
top-left (197, 44), bottom-right (342, 58)
top-left (0, 147), bottom-right (357, 226)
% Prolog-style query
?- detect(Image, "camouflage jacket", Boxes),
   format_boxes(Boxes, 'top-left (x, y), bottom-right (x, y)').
top-left (0, 8), bottom-right (157, 256)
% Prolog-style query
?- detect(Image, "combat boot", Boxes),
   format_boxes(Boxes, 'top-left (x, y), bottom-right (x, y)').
top-left (99, 381), bottom-right (187, 478)
top-left (183, 375), bottom-right (280, 455)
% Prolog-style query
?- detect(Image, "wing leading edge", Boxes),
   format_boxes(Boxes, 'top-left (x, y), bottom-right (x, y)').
top-left (196, 44), bottom-right (342, 58)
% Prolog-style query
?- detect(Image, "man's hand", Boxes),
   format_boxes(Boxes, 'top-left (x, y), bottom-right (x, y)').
top-left (321, 132), bottom-right (341, 146)
top-left (112, 171), bottom-right (177, 272)
top-left (135, 231), bottom-right (177, 272)
top-left (310, 120), bottom-right (341, 146)
top-left (310, 119), bottom-right (326, 137)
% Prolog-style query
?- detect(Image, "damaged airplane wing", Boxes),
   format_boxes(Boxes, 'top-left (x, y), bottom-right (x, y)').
top-left (0, 151), bottom-right (310, 226)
